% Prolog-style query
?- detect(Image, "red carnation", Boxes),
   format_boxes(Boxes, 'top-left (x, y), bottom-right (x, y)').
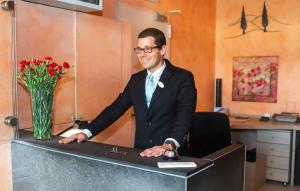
top-left (44, 56), bottom-right (53, 61)
top-left (20, 64), bottom-right (26, 72)
top-left (63, 62), bottom-right (70, 69)
top-left (57, 65), bottom-right (62, 71)
top-left (19, 60), bottom-right (27, 65)
top-left (33, 59), bottom-right (41, 66)
top-left (19, 60), bottom-right (30, 65)
top-left (52, 62), bottom-right (58, 67)
top-left (48, 68), bottom-right (56, 76)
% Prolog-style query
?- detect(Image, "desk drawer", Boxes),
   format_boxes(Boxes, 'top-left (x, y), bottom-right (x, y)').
top-left (257, 130), bottom-right (291, 144)
top-left (267, 156), bottom-right (289, 170)
top-left (266, 168), bottom-right (289, 182)
top-left (257, 142), bottom-right (290, 157)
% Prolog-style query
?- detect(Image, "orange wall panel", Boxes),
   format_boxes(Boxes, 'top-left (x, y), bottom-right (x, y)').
top-left (15, 1), bottom-right (75, 128)
top-left (0, 6), bottom-right (14, 191)
top-left (216, 0), bottom-right (300, 115)
top-left (14, 0), bottom-right (133, 147)
top-left (0, 143), bottom-right (12, 191)
top-left (120, 0), bottom-right (160, 11)
top-left (76, 14), bottom-right (124, 120)
top-left (103, 0), bottom-right (117, 18)
top-left (162, 0), bottom-right (216, 111)
top-left (0, 3), bottom-right (14, 140)
top-left (76, 13), bottom-right (133, 147)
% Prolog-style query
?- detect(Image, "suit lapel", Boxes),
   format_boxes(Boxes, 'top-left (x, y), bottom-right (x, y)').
top-left (148, 60), bottom-right (174, 109)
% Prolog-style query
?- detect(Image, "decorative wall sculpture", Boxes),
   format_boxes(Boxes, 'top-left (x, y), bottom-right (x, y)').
top-left (226, 1), bottom-right (290, 39)
top-left (232, 56), bottom-right (278, 103)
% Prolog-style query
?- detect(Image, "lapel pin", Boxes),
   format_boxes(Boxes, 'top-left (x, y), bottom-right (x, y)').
top-left (158, 81), bottom-right (164, 88)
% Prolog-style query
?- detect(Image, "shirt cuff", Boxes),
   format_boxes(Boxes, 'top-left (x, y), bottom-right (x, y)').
top-left (164, 138), bottom-right (180, 149)
top-left (81, 129), bottom-right (92, 139)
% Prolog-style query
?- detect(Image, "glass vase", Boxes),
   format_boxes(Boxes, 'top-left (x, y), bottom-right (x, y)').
top-left (30, 88), bottom-right (54, 140)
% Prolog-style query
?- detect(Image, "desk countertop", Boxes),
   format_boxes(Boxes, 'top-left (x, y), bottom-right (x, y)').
top-left (230, 117), bottom-right (300, 130)
top-left (13, 130), bottom-right (212, 178)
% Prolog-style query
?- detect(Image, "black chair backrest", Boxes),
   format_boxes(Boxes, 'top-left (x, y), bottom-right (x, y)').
top-left (188, 112), bottom-right (231, 158)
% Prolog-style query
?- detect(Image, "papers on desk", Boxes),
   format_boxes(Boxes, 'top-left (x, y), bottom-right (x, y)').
top-left (231, 116), bottom-right (249, 123)
top-left (157, 162), bottom-right (197, 168)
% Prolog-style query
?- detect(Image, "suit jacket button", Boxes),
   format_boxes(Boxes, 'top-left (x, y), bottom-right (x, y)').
top-left (148, 122), bottom-right (152, 126)
top-left (149, 139), bottom-right (152, 143)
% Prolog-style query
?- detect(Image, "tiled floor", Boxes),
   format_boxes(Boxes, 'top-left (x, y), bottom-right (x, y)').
top-left (259, 181), bottom-right (300, 191)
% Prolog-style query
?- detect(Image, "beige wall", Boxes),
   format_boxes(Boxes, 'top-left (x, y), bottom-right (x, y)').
top-left (0, 6), bottom-right (14, 191)
top-left (216, 0), bottom-right (300, 115)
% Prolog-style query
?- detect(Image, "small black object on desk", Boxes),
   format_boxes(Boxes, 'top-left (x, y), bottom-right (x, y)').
top-left (259, 116), bottom-right (270, 122)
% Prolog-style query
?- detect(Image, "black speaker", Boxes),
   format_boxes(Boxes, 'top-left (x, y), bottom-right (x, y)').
top-left (216, 78), bottom-right (222, 107)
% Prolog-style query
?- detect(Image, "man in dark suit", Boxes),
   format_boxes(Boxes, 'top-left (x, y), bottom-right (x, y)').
top-left (59, 28), bottom-right (197, 157)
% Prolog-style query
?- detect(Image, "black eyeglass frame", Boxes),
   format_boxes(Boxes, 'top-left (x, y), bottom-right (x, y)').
top-left (133, 46), bottom-right (161, 54)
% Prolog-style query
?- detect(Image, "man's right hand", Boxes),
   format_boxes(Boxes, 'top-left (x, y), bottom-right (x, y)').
top-left (58, 132), bottom-right (88, 144)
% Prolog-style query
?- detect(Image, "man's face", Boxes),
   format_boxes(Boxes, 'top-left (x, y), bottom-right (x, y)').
top-left (136, 36), bottom-right (166, 73)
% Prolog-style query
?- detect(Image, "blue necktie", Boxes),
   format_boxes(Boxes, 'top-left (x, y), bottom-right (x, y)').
top-left (145, 75), bottom-right (156, 107)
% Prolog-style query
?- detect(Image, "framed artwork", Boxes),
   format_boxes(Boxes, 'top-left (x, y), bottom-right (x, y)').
top-left (232, 56), bottom-right (278, 103)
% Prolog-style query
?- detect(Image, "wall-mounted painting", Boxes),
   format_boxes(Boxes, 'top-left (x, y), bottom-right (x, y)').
top-left (232, 56), bottom-right (278, 103)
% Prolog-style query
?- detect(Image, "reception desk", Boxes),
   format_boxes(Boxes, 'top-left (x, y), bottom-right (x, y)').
top-left (11, 130), bottom-right (245, 191)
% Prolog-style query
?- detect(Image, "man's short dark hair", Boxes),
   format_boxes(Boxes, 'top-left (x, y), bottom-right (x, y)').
top-left (138, 28), bottom-right (166, 48)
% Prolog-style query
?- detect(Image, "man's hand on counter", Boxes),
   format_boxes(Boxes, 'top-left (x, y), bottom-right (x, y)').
top-left (59, 133), bottom-right (88, 144)
top-left (140, 144), bottom-right (173, 157)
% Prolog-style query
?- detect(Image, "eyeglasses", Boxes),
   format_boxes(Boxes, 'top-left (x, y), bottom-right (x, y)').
top-left (133, 46), bottom-right (160, 54)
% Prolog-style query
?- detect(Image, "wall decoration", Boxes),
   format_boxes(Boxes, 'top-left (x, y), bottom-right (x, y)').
top-left (226, 1), bottom-right (291, 39)
top-left (232, 56), bottom-right (278, 103)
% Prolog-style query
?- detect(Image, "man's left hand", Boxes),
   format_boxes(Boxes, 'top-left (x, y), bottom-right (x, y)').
top-left (140, 144), bottom-right (173, 157)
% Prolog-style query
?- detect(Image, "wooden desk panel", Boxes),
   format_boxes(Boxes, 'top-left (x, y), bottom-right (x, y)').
top-left (230, 118), bottom-right (300, 130)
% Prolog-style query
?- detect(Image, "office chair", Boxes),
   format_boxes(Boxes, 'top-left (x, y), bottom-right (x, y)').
top-left (186, 112), bottom-right (231, 158)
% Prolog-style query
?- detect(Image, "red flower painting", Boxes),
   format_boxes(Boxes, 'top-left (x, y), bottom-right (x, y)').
top-left (232, 56), bottom-right (278, 103)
